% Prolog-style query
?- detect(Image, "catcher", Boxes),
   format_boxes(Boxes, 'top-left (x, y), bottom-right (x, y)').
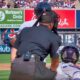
top-left (56, 46), bottom-right (80, 80)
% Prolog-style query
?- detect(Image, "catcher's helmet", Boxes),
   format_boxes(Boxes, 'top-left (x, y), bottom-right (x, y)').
top-left (61, 46), bottom-right (79, 64)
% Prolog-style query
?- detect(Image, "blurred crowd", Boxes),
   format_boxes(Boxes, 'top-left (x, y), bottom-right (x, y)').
top-left (0, 0), bottom-right (80, 9)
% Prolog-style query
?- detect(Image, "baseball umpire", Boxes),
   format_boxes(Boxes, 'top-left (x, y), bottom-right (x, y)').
top-left (9, 2), bottom-right (61, 80)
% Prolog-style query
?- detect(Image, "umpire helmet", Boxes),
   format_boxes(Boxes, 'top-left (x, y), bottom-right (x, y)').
top-left (34, 2), bottom-right (51, 17)
top-left (61, 46), bottom-right (79, 64)
top-left (34, 2), bottom-right (59, 34)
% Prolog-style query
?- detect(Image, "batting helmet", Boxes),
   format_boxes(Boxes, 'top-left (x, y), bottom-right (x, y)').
top-left (61, 46), bottom-right (79, 64)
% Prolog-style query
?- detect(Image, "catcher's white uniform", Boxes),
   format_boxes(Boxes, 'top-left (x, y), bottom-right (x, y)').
top-left (56, 62), bottom-right (80, 80)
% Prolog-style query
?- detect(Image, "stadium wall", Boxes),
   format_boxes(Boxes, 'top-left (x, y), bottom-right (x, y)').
top-left (0, 9), bottom-right (80, 53)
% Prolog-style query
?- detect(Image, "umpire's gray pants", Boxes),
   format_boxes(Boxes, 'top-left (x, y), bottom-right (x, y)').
top-left (9, 55), bottom-right (56, 80)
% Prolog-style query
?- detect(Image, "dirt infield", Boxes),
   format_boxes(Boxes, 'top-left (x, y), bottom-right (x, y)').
top-left (0, 63), bottom-right (50, 70)
top-left (0, 63), bottom-right (80, 71)
top-left (0, 64), bottom-right (11, 70)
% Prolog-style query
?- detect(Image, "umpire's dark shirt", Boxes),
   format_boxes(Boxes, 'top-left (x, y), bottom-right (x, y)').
top-left (14, 24), bottom-right (61, 61)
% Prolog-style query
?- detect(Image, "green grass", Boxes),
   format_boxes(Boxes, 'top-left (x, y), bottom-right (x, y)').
top-left (0, 53), bottom-right (80, 80)
top-left (0, 54), bottom-right (51, 64)
top-left (0, 54), bottom-right (50, 80)
top-left (0, 54), bottom-right (51, 80)
top-left (0, 70), bottom-right (10, 80)
top-left (0, 53), bottom-right (80, 63)
top-left (0, 54), bottom-right (10, 63)
top-left (46, 55), bottom-right (51, 63)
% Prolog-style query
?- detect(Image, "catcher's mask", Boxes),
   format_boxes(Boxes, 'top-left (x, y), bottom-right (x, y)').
top-left (61, 46), bottom-right (79, 64)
